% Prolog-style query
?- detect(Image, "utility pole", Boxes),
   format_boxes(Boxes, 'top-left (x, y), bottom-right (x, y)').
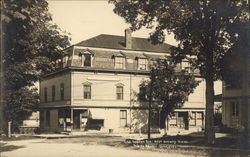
top-left (148, 68), bottom-right (154, 139)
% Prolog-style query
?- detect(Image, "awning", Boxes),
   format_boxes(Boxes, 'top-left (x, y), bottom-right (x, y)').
top-left (88, 109), bottom-right (106, 119)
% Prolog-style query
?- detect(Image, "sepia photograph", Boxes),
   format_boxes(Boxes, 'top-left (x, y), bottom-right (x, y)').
top-left (0, 0), bottom-right (249, 156)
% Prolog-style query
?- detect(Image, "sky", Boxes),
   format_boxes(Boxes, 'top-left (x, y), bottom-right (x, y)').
top-left (47, 1), bottom-right (178, 46)
top-left (47, 1), bottom-right (222, 94)
top-left (46, 1), bottom-right (222, 94)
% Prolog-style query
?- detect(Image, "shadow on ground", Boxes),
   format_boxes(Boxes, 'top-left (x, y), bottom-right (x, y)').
top-left (0, 143), bottom-right (25, 153)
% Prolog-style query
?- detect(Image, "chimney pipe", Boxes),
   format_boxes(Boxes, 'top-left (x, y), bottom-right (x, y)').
top-left (125, 29), bottom-right (132, 49)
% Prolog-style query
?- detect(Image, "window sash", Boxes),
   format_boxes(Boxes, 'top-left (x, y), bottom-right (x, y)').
top-left (60, 84), bottom-right (64, 100)
top-left (84, 54), bottom-right (91, 66)
top-left (116, 86), bottom-right (123, 100)
top-left (84, 85), bottom-right (91, 99)
top-left (44, 87), bottom-right (47, 102)
top-left (115, 57), bottom-right (124, 69)
top-left (231, 102), bottom-right (239, 116)
top-left (138, 59), bottom-right (147, 70)
top-left (120, 110), bottom-right (127, 127)
top-left (46, 111), bottom-right (50, 127)
top-left (52, 86), bottom-right (55, 101)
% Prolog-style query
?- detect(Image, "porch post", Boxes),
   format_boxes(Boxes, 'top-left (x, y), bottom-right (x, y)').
top-left (176, 112), bottom-right (178, 128)
top-left (195, 112), bottom-right (197, 126)
top-left (71, 108), bottom-right (73, 131)
top-left (202, 111), bottom-right (205, 129)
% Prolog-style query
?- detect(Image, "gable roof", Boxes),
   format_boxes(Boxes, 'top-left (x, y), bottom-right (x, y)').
top-left (75, 34), bottom-right (173, 53)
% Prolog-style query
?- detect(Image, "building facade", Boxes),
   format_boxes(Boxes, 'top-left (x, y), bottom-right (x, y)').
top-left (222, 45), bottom-right (250, 137)
top-left (39, 30), bottom-right (206, 134)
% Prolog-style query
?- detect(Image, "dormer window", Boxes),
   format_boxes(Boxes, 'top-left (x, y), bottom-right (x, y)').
top-left (136, 54), bottom-right (148, 70)
top-left (113, 51), bottom-right (126, 69)
top-left (114, 56), bottom-right (125, 69)
top-left (84, 54), bottom-right (91, 66)
top-left (79, 49), bottom-right (94, 67)
top-left (138, 58), bottom-right (147, 70)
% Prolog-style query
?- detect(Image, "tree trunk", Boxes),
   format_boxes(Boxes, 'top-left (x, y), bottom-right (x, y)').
top-left (205, 77), bottom-right (215, 144)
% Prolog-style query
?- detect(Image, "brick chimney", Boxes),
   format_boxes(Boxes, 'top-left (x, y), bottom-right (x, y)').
top-left (125, 29), bottom-right (132, 49)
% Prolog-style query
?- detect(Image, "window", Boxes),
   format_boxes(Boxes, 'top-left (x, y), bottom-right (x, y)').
top-left (52, 85), bottom-right (56, 101)
top-left (181, 61), bottom-right (190, 72)
top-left (151, 110), bottom-right (160, 128)
top-left (138, 86), bottom-right (146, 101)
top-left (189, 112), bottom-right (196, 126)
top-left (84, 85), bottom-right (91, 99)
top-left (44, 87), bottom-right (47, 102)
top-left (45, 110), bottom-right (50, 127)
top-left (196, 112), bottom-right (203, 119)
top-left (63, 56), bottom-right (69, 67)
top-left (225, 79), bottom-right (242, 90)
top-left (120, 110), bottom-right (127, 127)
top-left (231, 102), bottom-right (239, 116)
top-left (116, 86), bottom-right (123, 100)
top-left (58, 109), bottom-right (65, 127)
top-left (60, 83), bottom-right (64, 100)
top-left (79, 54), bottom-right (83, 66)
top-left (84, 54), bottom-right (91, 66)
top-left (115, 57), bottom-right (124, 69)
top-left (138, 58), bottom-right (147, 70)
top-left (40, 111), bottom-right (44, 127)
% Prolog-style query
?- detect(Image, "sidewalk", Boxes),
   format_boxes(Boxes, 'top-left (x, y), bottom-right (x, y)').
top-left (33, 131), bottom-right (164, 140)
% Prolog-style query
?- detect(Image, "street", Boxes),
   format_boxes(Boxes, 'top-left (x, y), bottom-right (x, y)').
top-left (0, 137), bottom-right (191, 157)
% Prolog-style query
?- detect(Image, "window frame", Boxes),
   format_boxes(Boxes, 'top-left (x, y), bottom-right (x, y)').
top-left (116, 86), bottom-right (124, 100)
top-left (44, 87), bottom-right (47, 102)
top-left (120, 110), bottom-right (127, 127)
top-left (138, 58), bottom-right (147, 70)
top-left (52, 85), bottom-right (56, 101)
top-left (45, 110), bottom-right (50, 127)
top-left (115, 56), bottom-right (125, 69)
top-left (231, 101), bottom-right (239, 116)
top-left (181, 61), bottom-right (190, 72)
top-left (83, 84), bottom-right (91, 99)
top-left (83, 53), bottom-right (92, 67)
top-left (60, 83), bottom-right (64, 100)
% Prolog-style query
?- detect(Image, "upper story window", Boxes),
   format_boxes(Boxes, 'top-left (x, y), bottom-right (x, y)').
top-left (138, 58), bottom-right (147, 70)
top-left (116, 86), bottom-right (124, 100)
top-left (60, 83), bottom-right (64, 100)
top-left (52, 85), bottom-right (56, 101)
top-left (44, 87), bottom-right (47, 102)
top-left (78, 49), bottom-right (94, 67)
top-left (181, 61), bottom-right (190, 72)
top-left (225, 79), bottom-right (241, 90)
top-left (115, 56), bottom-right (125, 69)
top-left (83, 84), bottom-right (91, 99)
top-left (138, 86), bottom-right (146, 101)
top-left (231, 101), bottom-right (239, 116)
top-left (84, 54), bottom-right (91, 66)
top-left (62, 55), bottom-right (69, 68)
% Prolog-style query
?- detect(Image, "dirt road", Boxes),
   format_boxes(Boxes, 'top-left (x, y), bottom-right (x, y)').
top-left (1, 138), bottom-right (191, 157)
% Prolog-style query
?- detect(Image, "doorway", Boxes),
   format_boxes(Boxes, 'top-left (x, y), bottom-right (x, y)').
top-left (73, 110), bottom-right (88, 130)
top-left (177, 112), bottom-right (189, 130)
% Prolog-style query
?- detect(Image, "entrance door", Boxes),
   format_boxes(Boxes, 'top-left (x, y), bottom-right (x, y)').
top-left (73, 111), bottom-right (80, 129)
top-left (73, 110), bottom-right (88, 130)
top-left (177, 112), bottom-right (189, 130)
